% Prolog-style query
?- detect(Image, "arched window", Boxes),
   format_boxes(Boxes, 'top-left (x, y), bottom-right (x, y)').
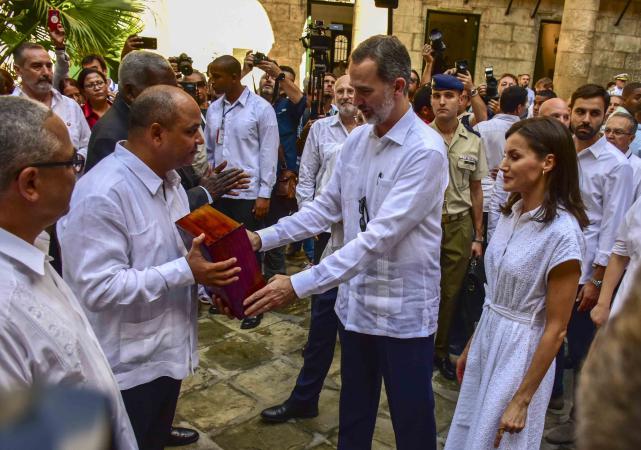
top-left (334, 34), bottom-right (348, 63)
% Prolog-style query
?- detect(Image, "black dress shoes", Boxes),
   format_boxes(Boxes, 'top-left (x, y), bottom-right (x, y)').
top-left (166, 426), bottom-right (199, 446)
top-left (434, 356), bottom-right (456, 381)
top-left (260, 402), bottom-right (319, 423)
top-left (240, 313), bottom-right (263, 329)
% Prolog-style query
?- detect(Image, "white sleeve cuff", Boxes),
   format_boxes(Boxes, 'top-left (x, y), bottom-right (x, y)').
top-left (258, 186), bottom-right (272, 198)
top-left (154, 257), bottom-right (195, 292)
top-left (199, 186), bottom-right (213, 203)
top-left (290, 268), bottom-right (317, 299)
top-left (257, 226), bottom-right (280, 252)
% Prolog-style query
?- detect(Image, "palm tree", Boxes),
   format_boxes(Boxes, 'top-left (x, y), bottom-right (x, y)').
top-left (0, 0), bottom-right (146, 72)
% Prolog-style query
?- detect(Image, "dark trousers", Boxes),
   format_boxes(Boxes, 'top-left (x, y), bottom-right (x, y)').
top-left (213, 197), bottom-right (262, 233)
top-left (288, 232), bottom-right (337, 406)
top-left (337, 325), bottom-right (436, 450)
top-left (121, 377), bottom-right (181, 450)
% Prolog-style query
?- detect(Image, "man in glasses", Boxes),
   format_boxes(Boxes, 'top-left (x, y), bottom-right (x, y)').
top-left (180, 70), bottom-right (210, 116)
top-left (241, 35), bottom-right (448, 449)
top-left (604, 112), bottom-right (641, 201)
top-left (0, 96), bottom-right (136, 449)
top-left (58, 86), bottom-right (241, 450)
top-left (11, 42), bottom-right (90, 161)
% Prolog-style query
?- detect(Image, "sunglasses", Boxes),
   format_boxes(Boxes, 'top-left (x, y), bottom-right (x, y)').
top-left (359, 196), bottom-right (369, 232)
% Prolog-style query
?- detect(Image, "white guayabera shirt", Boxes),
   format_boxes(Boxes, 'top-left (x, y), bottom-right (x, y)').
top-left (0, 227), bottom-right (138, 450)
top-left (258, 108), bottom-right (448, 339)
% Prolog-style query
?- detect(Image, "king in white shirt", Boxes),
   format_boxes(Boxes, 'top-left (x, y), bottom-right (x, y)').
top-left (243, 36), bottom-right (448, 449)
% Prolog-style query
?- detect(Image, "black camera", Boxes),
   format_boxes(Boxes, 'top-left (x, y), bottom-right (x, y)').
top-left (429, 29), bottom-right (446, 54)
top-left (455, 60), bottom-right (469, 75)
top-left (484, 66), bottom-right (499, 102)
top-left (253, 52), bottom-right (271, 64)
top-left (176, 53), bottom-right (193, 77)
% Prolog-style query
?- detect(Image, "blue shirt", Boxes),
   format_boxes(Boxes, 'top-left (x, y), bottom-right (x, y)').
top-left (274, 95), bottom-right (307, 172)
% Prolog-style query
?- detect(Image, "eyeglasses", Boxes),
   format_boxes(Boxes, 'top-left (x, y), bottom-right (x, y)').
top-left (28, 150), bottom-right (85, 174)
top-left (604, 127), bottom-right (633, 137)
top-left (359, 196), bottom-right (369, 232)
top-left (84, 80), bottom-right (106, 90)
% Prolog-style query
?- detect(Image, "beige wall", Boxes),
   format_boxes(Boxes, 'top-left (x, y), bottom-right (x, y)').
top-left (262, 0), bottom-right (641, 95)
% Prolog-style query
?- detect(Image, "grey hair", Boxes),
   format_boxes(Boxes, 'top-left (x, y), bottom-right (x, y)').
top-left (13, 42), bottom-right (46, 66)
top-left (608, 111), bottom-right (638, 134)
top-left (0, 96), bottom-right (59, 190)
top-left (118, 51), bottom-right (173, 90)
top-left (350, 35), bottom-right (411, 94)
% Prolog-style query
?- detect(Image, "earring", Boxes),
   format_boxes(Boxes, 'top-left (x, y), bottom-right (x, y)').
top-left (542, 169), bottom-right (545, 176)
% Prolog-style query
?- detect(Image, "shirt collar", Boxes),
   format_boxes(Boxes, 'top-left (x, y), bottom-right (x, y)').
top-left (581, 135), bottom-right (608, 159)
top-left (12, 85), bottom-right (61, 106)
top-left (0, 227), bottom-right (47, 276)
top-left (626, 149), bottom-right (633, 159)
top-left (223, 87), bottom-right (249, 108)
top-left (493, 113), bottom-right (520, 123)
top-left (510, 199), bottom-right (542, 221)
top-left (375, 106), bottom-right (415, 145)
top-left (113, 142), bottom-right (181, 195)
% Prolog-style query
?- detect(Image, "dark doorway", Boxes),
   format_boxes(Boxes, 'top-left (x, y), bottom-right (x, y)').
top-left (534, 21), bottom-right (561, 84)
top-left (309, 0), bottom-right (354, 75)
top-left (424, 11), bottom-right (480, 77)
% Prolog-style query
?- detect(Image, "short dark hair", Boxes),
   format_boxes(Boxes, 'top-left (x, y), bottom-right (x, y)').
top-left (412, 84), bottom-right (432, 113)
top-left (77, 68), bottom-right (107, 91)
top-left (501, 117), bottom-right (589, 229)
top-left (350, 35), bottom-right (411, 94)
top-left (12, 43), bottom-right (46, 66)
top-left (280, 65), bottom-right (296, 80)
top-left (499, 73), bottom-right (518, 84)
top-left (81, 54), bottom-right (108, 72)
top-left (211, 55), bottom-right (241, 77)
top-left (623, 82), bottom-right (641, 99)
top-left (324, 72), bottom-right (337, 81)
top-left (500, 86), bottom-right (528, 113)
top-left (570, 83), bottom-right (610, 111)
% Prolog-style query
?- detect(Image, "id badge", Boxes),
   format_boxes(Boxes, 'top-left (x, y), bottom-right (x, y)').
top-left (216, 128), bottom-right (224, 145)
top-left (457, 155), bottom-right (477, 171)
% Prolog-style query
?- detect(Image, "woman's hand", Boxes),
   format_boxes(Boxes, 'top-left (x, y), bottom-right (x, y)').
top-left (494, 397), bottom-right (528, 448)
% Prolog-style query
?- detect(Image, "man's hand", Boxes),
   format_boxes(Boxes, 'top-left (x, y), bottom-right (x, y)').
top-left (477, 84), bottom-right (488, 98)
top-left (243, 274), bottom-right (296, 316)
top-left (577, 283), bottom-right (600, 312)
top-left (256, 60), bottom-right (281, 79)
top-left (48, 24), bottom-right (65, 49)
top-left (213, 296), bottom-right (235, 319)
top-left (187, 234), bottom-right (241, 286)
top-left (200, 161), bottom-right (250, 201)
top-left (590, 302), bottom-right (610, 328)
top-left (471, 242), bottom-right (483, 259)
top-left (456, 70), bottom-right (475, 93)
top-left (422, 44), bottom-right (434, 65)
top-left (121, 35), bottom-right (144, 59)
top-left (241, 51), bottom-right (255, 77)
top-left (246, 230), bottom-right (261, 252)
top-left (488, 98), bottom-right (500, 114)
top-left (253, 197), bottom-right (270, 220)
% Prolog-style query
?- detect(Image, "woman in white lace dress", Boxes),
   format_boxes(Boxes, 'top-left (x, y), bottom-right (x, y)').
top-left (445, 117), bottom-right (589, 450)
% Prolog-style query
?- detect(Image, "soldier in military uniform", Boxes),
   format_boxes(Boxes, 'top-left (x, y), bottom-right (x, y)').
top-left (429, 74), bottom-right (487, 380)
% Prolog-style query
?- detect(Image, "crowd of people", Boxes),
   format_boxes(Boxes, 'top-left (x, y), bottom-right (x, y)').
top-left (1, 19), bottom-right (641, 450)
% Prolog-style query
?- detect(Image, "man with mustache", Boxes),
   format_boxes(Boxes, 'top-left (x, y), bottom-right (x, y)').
top-left (260, 74), bottom-right (359, 423)
top-left (430, 74), bottom-right (487, 380)
top-left (242, 35), bottom-right (448, 449)
top-left (546, 84), bottom-right (633, 446)
top-left (12, 43), bottom-right (90, 161)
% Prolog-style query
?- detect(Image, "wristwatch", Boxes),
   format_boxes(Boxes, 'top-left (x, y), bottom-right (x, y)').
top-left (470, 88), bottom-right (479, 97)
top-left (275, 72), bottom-right (286, 82)
top-left (590, 278), bottom-right (603, 288)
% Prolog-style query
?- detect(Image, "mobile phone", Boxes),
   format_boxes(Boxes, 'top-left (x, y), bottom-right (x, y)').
top-left (48, 9), bottom-right (61, 33)
top-left (139, 36), bottom-right (157, 50)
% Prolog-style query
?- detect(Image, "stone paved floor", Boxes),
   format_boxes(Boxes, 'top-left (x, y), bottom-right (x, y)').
top-left (171, 254), bottom-right (577, 450)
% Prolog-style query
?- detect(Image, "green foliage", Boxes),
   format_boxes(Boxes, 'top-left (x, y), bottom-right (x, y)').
top-left (0, 0), bottom-right (145, 73)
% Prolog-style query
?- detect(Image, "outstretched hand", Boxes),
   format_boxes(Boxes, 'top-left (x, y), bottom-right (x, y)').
top-left (243, 275), bottom-right (296, 316)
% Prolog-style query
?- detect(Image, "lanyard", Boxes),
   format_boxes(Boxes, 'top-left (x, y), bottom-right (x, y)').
top-left (221, 101), bottom-right (240, 129)
top-left (217, 101), bottom-right (240, 145)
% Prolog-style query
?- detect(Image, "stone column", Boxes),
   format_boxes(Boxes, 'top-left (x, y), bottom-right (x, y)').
top-left (553, 0), bottom-right (600, 100)
top-left (352, 0), bottom-right (387, 49)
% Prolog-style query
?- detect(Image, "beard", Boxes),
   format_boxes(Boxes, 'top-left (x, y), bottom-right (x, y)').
top-left (338, 102), bottom-right (357, 118)
top-left (363, 88), bottom-right (395, 125)
top-left (571, 122), bottom-right (601, 141)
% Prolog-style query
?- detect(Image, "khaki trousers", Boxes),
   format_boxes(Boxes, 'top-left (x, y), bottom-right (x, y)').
top-left (435, 211), bottom-right (473, 359)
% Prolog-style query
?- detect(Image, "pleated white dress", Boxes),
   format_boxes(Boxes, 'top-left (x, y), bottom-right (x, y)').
top-left (444, 201), bottom-right (584, 450)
